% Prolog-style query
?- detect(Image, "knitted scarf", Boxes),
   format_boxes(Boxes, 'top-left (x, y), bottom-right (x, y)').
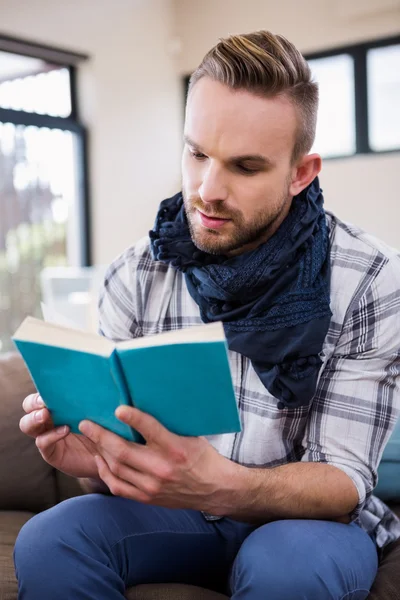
top-left (149, 177), bottom-right (331, 409)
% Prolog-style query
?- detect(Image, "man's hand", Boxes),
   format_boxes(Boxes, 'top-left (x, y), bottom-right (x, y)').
top-left (79, 406), bottom-right (242, 513)
top-left (20, 393), bottom-right (100, 479)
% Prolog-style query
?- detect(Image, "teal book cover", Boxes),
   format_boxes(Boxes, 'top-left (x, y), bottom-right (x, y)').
top-left (13, 317), bottom-right (241, 442)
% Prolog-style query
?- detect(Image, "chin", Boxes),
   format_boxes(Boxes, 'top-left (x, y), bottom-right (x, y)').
top-left (193, 235), bottom-right (232, 256)
top-left (189, 219), bottom-right (236, 255)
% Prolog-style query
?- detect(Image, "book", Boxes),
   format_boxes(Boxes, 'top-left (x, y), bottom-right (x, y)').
top-left (12, 317), bottom-right (241, 442)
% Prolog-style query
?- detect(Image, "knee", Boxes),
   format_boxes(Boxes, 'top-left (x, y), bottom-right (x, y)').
top-left (230, 520), bottom-right (377, 600)
top-left (231, 522), bottom-right (314, 598)
top-left (14, 509), bottom-right (59, 581)
top-left (14, 494), bottom-right (110, 574)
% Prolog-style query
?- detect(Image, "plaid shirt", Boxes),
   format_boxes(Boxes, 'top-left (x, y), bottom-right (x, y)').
top-left (99, 211), bottom-right (400, 549)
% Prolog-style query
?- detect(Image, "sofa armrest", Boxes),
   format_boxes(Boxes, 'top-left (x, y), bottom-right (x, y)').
top-left (0, 352), bottom-right (59, 512)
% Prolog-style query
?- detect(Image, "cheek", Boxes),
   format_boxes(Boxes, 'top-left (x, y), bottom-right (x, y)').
top-left (234, 176), bottom-right (270, 209)
top-left (242, 171), bottom-right (286, 201)
top-left (232, 174), bottom-right (285, 222)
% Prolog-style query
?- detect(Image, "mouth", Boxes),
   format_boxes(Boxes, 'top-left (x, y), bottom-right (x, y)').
top-left (197, 209), bottom-right (231, 230)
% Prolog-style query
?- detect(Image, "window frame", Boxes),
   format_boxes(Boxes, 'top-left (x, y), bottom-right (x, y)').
top-left (0, 32), bottom-right (91, 265)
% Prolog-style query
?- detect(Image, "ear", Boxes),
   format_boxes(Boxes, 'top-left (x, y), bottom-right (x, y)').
top-left (289, 153), bottom-right (322, 197)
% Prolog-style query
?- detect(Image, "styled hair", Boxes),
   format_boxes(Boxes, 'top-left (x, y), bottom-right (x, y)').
top-left (188, 30), bottom-right (318, 163)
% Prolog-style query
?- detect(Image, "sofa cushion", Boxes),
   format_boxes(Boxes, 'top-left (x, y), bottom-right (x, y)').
top-left (0, 353), bottom-right (58, 512)
top-left (375, 462), bottom-right (400, 503)
top-left (390, 504), bottom-right (400, 518)
top-left (55, 471), bottom-right (85, 503)
top-left (368, 537), bottom-right (400, 600)
top-left (375, 418), bottom-right (400, 502)
top-left (0, 510), bottom-right (35, 600)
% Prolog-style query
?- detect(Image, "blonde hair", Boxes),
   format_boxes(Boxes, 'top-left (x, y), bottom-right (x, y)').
top-left (189, 31), bottom-right (318, 163)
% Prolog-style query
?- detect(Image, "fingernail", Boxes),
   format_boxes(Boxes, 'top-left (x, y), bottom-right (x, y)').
top-left (36, 396), bottom-right (45, 408)
top-left (56, 426), bottom-right (68, 435)
top-left (79, 421), bottom-right (91, 436)
top-left (35, 409), bottom-right (45, 423)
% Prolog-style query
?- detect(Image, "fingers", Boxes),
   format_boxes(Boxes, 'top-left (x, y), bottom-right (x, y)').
top-left (79, 421), bottom-right (133, 464)
top-left (79, 420), bottom-right (151, 473)
top-left (35, 426), bottom-right (70, 455)
top-left (115, 406), bottom-right (176, 448)
top-left (19, 407), bottom-right (53, 438)
top-left (94, 455), bottom-right (150, 503)
top-left (22, 393), bottom-right (45, 414)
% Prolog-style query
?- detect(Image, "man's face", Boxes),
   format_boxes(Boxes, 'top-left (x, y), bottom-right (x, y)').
top-left (182, 78), bottom-right (298, 256)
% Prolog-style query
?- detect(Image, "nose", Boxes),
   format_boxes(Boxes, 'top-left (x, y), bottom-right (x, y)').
top-left (198, 161), bottom-right (228, 205)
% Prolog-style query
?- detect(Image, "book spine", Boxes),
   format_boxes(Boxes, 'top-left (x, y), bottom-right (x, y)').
top-left (109, 350), bottom-right (145, 444)
top-left (109, 350), bottom-right (132, 407)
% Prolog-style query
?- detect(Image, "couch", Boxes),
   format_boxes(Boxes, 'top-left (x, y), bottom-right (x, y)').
top-left (1, 352), bottom-right (400, 600)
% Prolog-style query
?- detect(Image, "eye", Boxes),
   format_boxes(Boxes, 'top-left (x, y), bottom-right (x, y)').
top-left (190, 150), bottom-right (207, 161)
top-left (236, 164), bottom-right (260, 175)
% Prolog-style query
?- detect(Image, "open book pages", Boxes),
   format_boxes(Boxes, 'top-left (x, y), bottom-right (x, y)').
top-left (13, 316), bottom-right (226, 356)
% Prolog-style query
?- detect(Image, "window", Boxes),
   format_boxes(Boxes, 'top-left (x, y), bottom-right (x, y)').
top-left (305, 36), bottom-right (400, 158)
top-left (308, 54), bottom-right (356, 158)
top-left (367, 44), bottom-right (400, 152)
top-left (0, 54), bottom-right (72, 116)
top-left (0, 35), bottom-right (89, 352)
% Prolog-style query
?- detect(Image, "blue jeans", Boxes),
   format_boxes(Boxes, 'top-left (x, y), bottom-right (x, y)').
top-left (14, 494), bottom-right (378, 599)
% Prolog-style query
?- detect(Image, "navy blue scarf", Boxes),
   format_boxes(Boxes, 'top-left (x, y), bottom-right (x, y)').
top-left (150, 178), bottom-right (331, 409)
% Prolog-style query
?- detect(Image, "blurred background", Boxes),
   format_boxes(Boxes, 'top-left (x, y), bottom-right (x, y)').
top-left (0, 0), bottom-right (399, 352)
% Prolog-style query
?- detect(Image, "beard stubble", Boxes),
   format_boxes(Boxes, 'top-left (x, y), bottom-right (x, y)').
top-left (182, 185), bottom-right (292, 256)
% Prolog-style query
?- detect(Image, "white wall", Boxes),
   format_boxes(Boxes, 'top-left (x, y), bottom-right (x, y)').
top-left (321, 154), bottom-right (399, 246)
top-left (173, 0), bottom-right (400, 249)
top-left (0, 0), bottom-right (183, 264)
top-left (174, 0), bottom-right (400, 74)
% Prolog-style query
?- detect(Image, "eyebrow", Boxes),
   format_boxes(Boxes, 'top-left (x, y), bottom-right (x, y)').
top-left (183, 134), bottom-right (274, 169)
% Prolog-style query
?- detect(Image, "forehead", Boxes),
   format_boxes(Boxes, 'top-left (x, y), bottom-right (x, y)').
top-left (185, 77), bottom-right (297, 159)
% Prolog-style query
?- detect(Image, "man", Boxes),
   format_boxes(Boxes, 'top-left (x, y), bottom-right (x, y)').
top-left (15, 30), bottom-right (400, 599)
